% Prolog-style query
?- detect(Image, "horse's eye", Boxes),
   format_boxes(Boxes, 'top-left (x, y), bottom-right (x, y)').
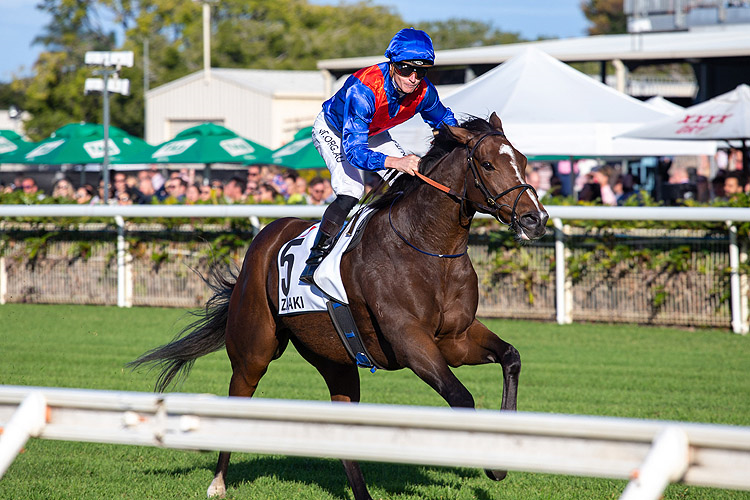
top-left (481, 161), bottom-right (494, 171)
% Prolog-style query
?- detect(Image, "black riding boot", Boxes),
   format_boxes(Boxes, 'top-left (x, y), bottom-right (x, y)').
top-left (299, 194), bottom-right (358, 285)
top-left (299, 218), bottom-right (340, 284)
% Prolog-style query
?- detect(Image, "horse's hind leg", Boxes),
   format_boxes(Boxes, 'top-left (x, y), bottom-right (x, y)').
top-left (437, 318), bottom-right (521, 481)
top-left (208, 364), bottom-right (272, 497)
top-left (207, 317), bottom-right (287, 497)
top-left (307, 357), bottom-right (373, 500)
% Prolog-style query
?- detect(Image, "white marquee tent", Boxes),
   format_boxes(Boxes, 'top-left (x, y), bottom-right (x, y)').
top-left (390, 48), bottom-right (715, 158)
top-left (620, 84), bottom-right (750, 144)
top-left (620, 83), bottom-right (750, 177)
top-left (644, 96), bottom-right (685, 115)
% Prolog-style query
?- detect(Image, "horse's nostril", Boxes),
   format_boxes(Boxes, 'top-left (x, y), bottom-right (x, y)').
top-left (520, 211), bottom-right (548, 229)
top-left (520, 213), bottom-right (539, 227)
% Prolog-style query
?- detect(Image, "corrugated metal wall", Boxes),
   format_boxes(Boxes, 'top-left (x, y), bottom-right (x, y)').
top-left (146, 73), bottom-right (325, 149)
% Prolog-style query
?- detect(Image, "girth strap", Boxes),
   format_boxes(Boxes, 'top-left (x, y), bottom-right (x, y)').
top-left (327, 300), bottom-right (382, 372)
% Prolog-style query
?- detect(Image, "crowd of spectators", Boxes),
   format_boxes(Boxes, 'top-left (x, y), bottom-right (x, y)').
top-left (525, 148), bottom-right (748, 206)
top-left (0, 164), bottom-right (338, 206)
top-left (1, 149), bottom-right (746, 207)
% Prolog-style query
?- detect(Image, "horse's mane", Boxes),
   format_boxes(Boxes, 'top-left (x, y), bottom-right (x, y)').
top-left (368, 116), bottom-right (494, 211)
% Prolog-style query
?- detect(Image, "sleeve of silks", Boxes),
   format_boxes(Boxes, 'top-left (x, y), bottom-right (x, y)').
top-left (341, 84), bottom-right (388, 172)
top-left (419, 80), bottom-right (458, 128)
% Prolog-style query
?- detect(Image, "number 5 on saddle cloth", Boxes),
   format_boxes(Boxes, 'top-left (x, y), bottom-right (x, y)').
top-left (277, 207), bottom-right (382, 371)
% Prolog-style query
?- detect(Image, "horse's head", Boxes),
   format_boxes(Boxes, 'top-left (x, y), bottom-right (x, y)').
top-left (443, 113), bottom-right (548, 240)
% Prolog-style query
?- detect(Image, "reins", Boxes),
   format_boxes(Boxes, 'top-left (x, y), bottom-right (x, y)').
top-left (414, 171), bottom-right (462, 199)
top-left (388, 129), bottom-right (538, 259)
top-left (417, 131), bottom-right (537, 227)
top-left (388, 193), bottom-right (467, 258)
top-left (346, 169), bottom-right (398, 237)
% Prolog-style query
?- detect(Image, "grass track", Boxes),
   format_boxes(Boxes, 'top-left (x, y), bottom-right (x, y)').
top-left (1, 304), bottom-right (749, 499)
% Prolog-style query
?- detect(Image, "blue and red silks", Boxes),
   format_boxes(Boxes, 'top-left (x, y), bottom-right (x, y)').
top-left (321, 62), bottom-right (456, 171)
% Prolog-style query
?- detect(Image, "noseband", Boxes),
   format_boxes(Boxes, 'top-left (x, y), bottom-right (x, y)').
top-left (464, 132), bottom-right (537, 228)
top-left (390, 130), bottom-right (538, 259)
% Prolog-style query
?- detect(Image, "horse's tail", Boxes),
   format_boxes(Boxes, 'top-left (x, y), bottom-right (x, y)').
top-left (128, 264), bottom-right (236, 392)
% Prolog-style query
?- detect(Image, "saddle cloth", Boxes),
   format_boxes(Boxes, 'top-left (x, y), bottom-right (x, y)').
top-left (277, 207), bottom-right (375, 315)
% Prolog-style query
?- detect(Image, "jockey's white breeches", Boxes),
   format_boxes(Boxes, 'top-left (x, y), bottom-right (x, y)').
top-left (312, 111), bottom-right (405, 199)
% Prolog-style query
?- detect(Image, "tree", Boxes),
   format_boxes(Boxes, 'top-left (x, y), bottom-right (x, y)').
top-left (581, 0), bottom-right (627, 35)
top-left (11, 0), bottom-right (130, 140)
top-left (419, 19), bottom-right (524, 50)
top-left (33, 0), bottom-right (116, 52)
top-left (0, 83), bottom-right (24, 110)
top-left (11, 52), bottom-right (95, 141)
top-left (102, 0), bottom-right (405, 76)
top-left (197, 0), bottom-right (406, 70)
top-left (14, 0), bottom-right (531, 139)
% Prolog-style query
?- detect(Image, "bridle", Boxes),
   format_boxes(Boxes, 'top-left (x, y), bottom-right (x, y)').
top-left (463, 131), bottom-right (537, 227)
top-left (391, 130), bottom-right (538, 258)
top-left (415, 131), bottom-right (538, 228)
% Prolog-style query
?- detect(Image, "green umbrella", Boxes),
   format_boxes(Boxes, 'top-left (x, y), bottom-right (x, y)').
top-left (116, 122), bottom-right (273, 165)
top-left (0, 129), bottom-right (35, 158)
top-left (264, 126), bottom-right (326, 170)
top-left (0, 123), bottom-right (151, 165)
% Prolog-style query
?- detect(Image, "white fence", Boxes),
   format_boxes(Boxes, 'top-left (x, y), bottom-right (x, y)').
top-left (1, 204), bottom-right (750, 332)
top-left (1, 386), bottom-right (749, 500)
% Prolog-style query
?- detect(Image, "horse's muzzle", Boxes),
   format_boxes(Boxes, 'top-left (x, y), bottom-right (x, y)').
top-left (517, 210), bottom-right (548, 240)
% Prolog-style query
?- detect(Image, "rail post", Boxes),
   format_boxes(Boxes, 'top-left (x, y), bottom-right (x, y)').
top-left (0, 391), bottom-right (47, 477)
top-left (114, 216), bottom-right (133, 308)
top-left (620, 426), bottom-right (689, 500)
top-left (554, 218), bottom-right (572, 324)
top-left (0, 256), bottom-right (6, 305)
top-left (727, 222), bottom-right (749, 334)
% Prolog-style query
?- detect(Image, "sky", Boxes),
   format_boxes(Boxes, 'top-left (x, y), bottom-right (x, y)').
top-left (0, 0), bottom-right (589, 82)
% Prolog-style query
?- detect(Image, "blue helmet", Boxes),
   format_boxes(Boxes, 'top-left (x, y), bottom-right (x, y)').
top-left (384, 28), bottom-right (435, 65)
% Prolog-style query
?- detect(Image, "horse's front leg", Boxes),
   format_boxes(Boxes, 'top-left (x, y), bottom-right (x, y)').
top-left (437, 318), bottom-right (521, 482)
top-left (392, 324), bottom-right (476, 409)
top-left (437, 318), bottom-right (521, 411)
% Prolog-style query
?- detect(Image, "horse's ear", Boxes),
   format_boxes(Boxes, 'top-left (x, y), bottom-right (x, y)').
top-left (489, 112), bottom-right (504, 132)
top-left (444, 124), bottom-right (473, 145)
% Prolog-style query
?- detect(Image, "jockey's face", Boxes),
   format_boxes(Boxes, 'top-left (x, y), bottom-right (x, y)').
top-left (389, 62), bottom-right (424, 94)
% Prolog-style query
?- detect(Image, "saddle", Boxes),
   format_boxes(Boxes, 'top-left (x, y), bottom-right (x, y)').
top-left (341, 207), bottom-right (376, 254)
top-left (276, 207), bottom-right (382, 371)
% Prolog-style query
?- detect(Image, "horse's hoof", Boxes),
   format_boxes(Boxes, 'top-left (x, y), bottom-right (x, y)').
top-left (207, 477), bottom-right (227, 498)
top-left (484, 469), bottom-right (508, 481)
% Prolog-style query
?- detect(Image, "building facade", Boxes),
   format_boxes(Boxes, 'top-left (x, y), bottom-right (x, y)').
top-left (145, 68), bottom-right (331, 149)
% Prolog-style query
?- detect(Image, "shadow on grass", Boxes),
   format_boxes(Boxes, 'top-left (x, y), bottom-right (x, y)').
top-left (152, 454), bottom-right (504, 499)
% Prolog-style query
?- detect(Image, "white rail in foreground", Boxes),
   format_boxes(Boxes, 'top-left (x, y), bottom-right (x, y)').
top-left (1, 386), bottom-right (749, 499)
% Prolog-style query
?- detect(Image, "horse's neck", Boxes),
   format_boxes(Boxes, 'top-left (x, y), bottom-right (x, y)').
top-left (396, 149), bottom-right (471, 254)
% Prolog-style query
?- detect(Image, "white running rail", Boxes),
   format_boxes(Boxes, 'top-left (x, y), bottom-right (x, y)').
top-left (1, 204), bottom-right (749, 332)
top-left (1, 386), bottom-right (749, 499)
top-left (1, 203), bottom-right (750, 221)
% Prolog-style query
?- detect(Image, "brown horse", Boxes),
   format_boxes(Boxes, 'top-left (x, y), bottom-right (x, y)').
top-left (129, 112), bottom-right (548, 499)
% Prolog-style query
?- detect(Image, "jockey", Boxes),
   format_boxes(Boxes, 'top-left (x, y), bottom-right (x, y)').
top-left (300, 27), bottom-right (457, 283)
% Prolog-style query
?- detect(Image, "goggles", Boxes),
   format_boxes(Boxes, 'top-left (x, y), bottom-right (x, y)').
top-left (392, 62), bottom-right (429, 79)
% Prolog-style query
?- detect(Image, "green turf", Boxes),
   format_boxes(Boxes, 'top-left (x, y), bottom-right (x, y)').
top-left (1, 304), bottom-right (749, 499)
